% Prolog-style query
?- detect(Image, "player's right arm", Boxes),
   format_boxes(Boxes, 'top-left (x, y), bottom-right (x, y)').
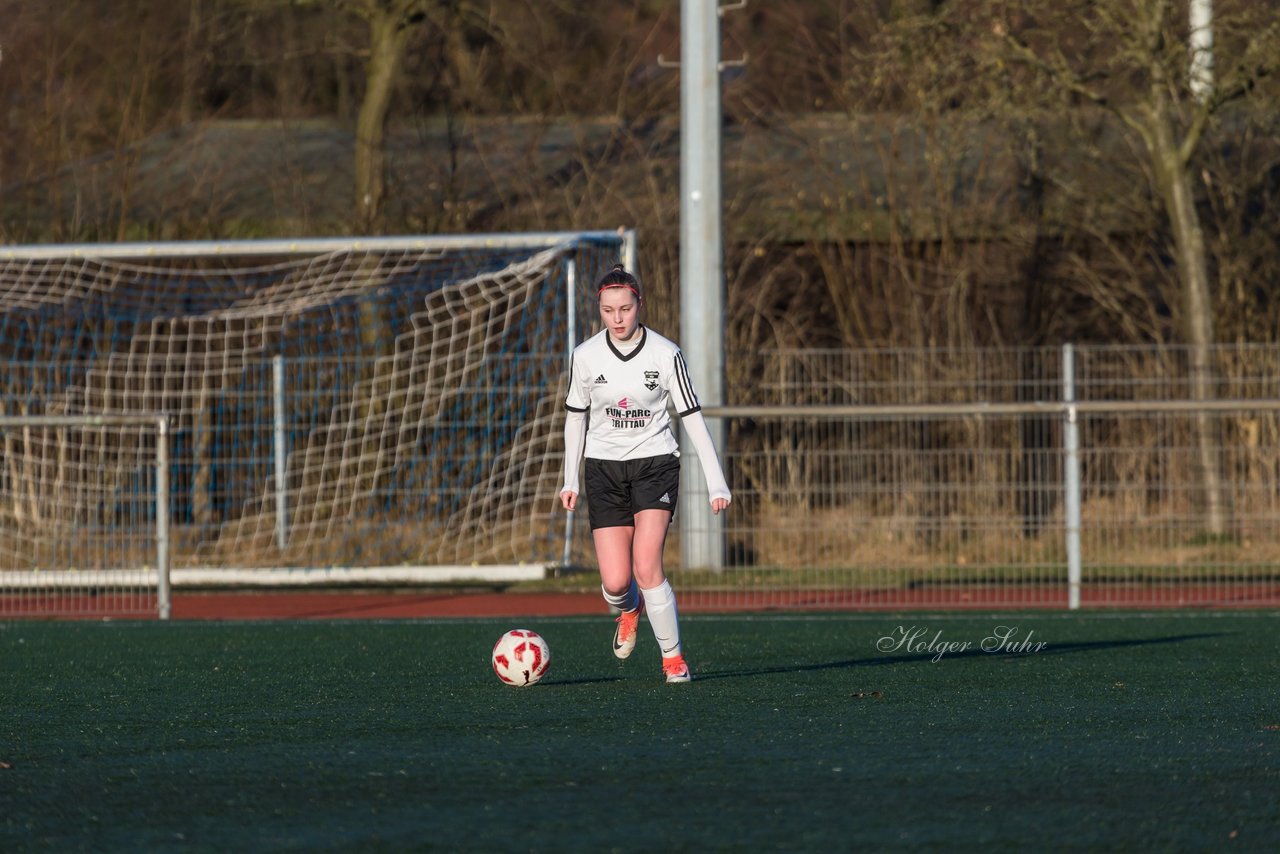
top-left (561, 409), bottom-right (586, 510)
top-left (561, 352), bottom-right (590, 510)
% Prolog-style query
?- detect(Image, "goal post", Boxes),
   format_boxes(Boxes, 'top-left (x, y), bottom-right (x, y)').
top-left (0, 414), bottom-right (171, 619)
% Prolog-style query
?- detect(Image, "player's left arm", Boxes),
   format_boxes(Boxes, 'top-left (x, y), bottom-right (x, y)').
top-left (668, 349), bottom-right (731, 514)
top-left (679, 409), bottom-right (731, 514)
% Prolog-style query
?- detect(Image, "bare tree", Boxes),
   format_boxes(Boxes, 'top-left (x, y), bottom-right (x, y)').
top-left (288, 0), bottom-right (436, 229)
top-left (345, 0), bottom-right (433, 229)
top-left (997, 0), bottom-right (1280, 535)
top-left (229, 0), bottom-right (440, 227)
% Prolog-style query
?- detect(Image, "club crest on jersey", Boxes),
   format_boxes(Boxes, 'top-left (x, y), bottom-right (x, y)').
top-left (644, 370), bottom-right (659, 391)
top-left (605, 396), bottom-right (653, 429)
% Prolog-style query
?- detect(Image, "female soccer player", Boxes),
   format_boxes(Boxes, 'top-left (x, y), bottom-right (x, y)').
top-left (559, 264), bottom-right (731, 683)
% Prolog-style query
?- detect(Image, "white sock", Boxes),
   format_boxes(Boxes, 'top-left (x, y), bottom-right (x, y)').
top-left (602, 580), bottom-right (640, 613)
top-left (640, 580), bottom-right (682, 659)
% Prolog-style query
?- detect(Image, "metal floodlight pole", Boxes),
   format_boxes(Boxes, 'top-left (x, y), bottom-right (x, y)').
top-left (1189, 0), bottom-right (1214, 103)
top-left (679, 0), bottom-right (726, 572)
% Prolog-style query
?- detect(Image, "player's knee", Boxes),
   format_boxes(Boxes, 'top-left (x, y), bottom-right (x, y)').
top-left (633, 564), bottom-right (666, 589)
top-left (602, 580), bottom-right (631, 598)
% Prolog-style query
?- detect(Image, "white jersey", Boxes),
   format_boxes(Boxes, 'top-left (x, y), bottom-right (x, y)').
top-left (565, 327), bottom-right (700, 461)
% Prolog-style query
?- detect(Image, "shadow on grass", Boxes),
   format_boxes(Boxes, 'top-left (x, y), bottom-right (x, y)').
top-left (694, 632), bottom-right (1230, 682)
top-left (543, 675), bottom-right (628, 687)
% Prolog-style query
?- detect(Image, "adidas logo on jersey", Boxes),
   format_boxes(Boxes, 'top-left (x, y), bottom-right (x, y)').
top-left (659, 493), bottom-right (671, 504)
top-left (594, 374), bottom-right (607, 384)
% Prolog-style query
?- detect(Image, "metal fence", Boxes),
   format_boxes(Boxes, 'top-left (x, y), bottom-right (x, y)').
top-left (0, 414), bottom-right (171, 619)
top-left (665, 344), bottom-right (1280, 610)
top-left (1, 337), bottom-right (1278, 612)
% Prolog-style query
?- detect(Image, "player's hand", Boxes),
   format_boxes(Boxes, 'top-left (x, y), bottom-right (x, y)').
top-left (560, 490), bottom-right (578, 511)
top-left (710, 497), bottom-right (730, 515)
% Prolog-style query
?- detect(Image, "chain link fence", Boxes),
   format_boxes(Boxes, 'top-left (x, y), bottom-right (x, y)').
top-left (666, 345), bottom-right (1280, 610)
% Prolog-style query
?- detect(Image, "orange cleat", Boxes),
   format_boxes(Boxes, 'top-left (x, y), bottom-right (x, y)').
top-left (662, 654), bottom-right (692, 683)
top-left (613, 609), bottom-right (640, 659)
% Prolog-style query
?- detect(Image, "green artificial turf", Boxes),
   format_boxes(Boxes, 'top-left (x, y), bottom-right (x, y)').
top-left (3, 613), bottom-right (1279, 851)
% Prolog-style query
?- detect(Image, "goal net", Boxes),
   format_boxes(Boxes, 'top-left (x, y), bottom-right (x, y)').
top-left (0, 232), bottom-right (626, 602)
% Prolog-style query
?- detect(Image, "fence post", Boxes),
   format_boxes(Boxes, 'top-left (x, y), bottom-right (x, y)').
top-left (273, 356), bottom-right (289, 551)
top-left (156, 415), bottom-right (171, 620)
top-left (1062, 344), bottom-right (1082, 610)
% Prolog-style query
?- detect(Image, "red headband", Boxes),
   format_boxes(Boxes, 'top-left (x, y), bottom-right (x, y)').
top-left (598, 284), bottom-right (640, 297)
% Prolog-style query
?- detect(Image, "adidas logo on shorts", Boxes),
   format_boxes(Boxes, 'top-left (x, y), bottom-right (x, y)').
top-left (594, 374), bottom-right (607, 384)
top-left (659, 493), bottom-right (671, 504)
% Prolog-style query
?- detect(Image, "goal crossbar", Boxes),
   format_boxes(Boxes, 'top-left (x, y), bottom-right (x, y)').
top-left (0, 231), bottom-right (627, 261)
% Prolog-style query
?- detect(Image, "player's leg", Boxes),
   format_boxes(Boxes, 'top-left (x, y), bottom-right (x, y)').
top-left (593, 525), bottom-right (643, 658)
top-left (584, 458), bottom-right (644, 656)
top-left (594, 526), bottom-right (637, 592)
top-left (634, 509), bottom-right (687, 680)
top-left (631, 508), bottom-right (671, 590)
top-left (630, 455), bottom-right (691, 682)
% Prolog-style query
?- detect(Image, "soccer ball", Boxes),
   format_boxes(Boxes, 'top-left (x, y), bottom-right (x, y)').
top-left (491, 629), bottom-right (551, 687)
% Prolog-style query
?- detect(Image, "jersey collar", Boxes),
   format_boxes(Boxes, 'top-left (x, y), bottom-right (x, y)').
top-left (606, 326), bottom-right (647, 362)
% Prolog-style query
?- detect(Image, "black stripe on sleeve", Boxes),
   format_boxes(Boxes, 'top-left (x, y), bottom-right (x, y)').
top-left (565, 403), bottom-right (589, 413)
top-left (673, 351), bottom-right (699, 411)
top-left (678, 404), bottom-right (702, 417)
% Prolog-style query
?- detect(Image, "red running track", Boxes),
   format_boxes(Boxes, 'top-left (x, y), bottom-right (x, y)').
top-left (6, 583), bottom-right (1279, 620)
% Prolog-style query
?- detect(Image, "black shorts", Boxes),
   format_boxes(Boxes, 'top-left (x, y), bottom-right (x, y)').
top-left (583, 454), bottom-right (681, 530)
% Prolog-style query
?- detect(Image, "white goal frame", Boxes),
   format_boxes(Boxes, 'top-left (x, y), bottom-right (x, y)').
top-left (0, 231), bottom-right (633, 262)
top-left (0, 230), bottom-right (634, 595)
